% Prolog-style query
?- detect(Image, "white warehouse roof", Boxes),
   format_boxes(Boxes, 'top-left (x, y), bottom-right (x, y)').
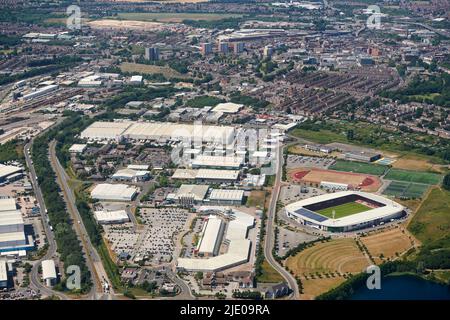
top-left (0, 198), bottom-right (17, 212)
top-left (80, 121), bottom-right (236, 145)
top-left (176, 184), bottom-right (209, 201)
top-left (192, 155), bottom-right (243, 169)
top-left (41, 260), bottom-right (57, 280)
top-left (94, 210), bottom-right (130, 224)
top-left (69, 144), bottom-right (87, 153)
top-left (198, 216), bottom-right (223, 255)
top-left (209, 189), bottom-right (245, 201)
top-left (212, 102), bottom-right (244, 114)
top-left (0, 164), bottom-right (22, 180)
top-left (91, 184), bottom-right (138, 201)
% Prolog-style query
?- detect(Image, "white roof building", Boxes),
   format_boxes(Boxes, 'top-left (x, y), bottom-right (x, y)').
top-left (0, 198), bottom-right (17, 212)
top-left (69, 144), bottom-right (87, 154)
top-left (112, 168), bottom-right (149, 182)
top-left (91, 184), bottom-right (138, 201)
top-left (81, 121), bottom-right (236, 145)
top-left (209, 189), bottom-right (245, 204)
top-left (197, 216), bottom-right (224, 256)
top-left (192, 155), bottom-right (244, 169)
top-left (0, 164), bottom-right (22, 180)
top-left (212, 102), bottom-right (244, 114)
top-left (80, 121), bottom-right (132, 142)
top-left (168, 184), bottom-right (209, 202)
top-left (130, 75), bottom-right (143, 85)
top-left (94, 210), bottom-right (130, 224)
top-left (171, 168), bottom-right (239, 182)
top-left (42, 260), bottom-right (57, 286)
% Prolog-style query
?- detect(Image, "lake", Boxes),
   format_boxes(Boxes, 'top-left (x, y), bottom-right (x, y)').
top-left (350, 275), bottom-right (450, 300)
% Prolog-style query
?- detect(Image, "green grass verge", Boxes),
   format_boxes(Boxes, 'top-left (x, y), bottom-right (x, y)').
top-left (408, 187), bottom-right (450, 244)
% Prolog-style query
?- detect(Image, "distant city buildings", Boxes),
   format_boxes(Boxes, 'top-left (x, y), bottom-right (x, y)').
top-left (200, 42), bottom-right (213, 55)
top-left (218, 42), bottom-right (229, 54)
top-left (145, 47), bottom-right (160, 61)
top-left (263, 45), bottom-right (274, 58)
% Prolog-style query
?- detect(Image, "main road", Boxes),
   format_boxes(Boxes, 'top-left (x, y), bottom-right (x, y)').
top-left (49, 140), bottom-right (114, 300)
top-left (263, 137), bottom-right (301, 300)
top-left (24, 141), bottom-right (69, 300)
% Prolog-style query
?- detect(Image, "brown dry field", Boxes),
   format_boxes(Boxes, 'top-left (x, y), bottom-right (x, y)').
top-left (360, 227), bottom-right (416, 264)
top-left (285, 238), bottom-right (370, 276)
top-left (120, 62), bottom-right (186, 79)
top-left (246, 190), bottom-right (266, 209)
top-left (300, 276), bottom-right (347, 300)
top-left (392, 156), bottom-right (445, 173)
top-left (87, 19), bottom-right (164, 31)
top-left (288, 167), bottom-right (382, 192)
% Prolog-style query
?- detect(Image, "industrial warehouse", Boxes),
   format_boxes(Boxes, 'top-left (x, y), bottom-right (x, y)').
top-left (0, 198), bottom-right (34, 253)
top-left (80, 120), bottom-right (236, 145)
top-left (284, 191), bottom-right (405, 232)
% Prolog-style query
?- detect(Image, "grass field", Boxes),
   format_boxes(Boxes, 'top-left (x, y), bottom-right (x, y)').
top-left (119, 62), bottom-right (185, 79)
top-left (382, 181), bottom-right (429, 199)
top-left (329, 160), bottom-right (387, 176)
top-left (360, 227), bottom-right (415, 264)
top-left (115, 12), bottom-right (243, 23)
top-left (315, 202), bottom-right (370, 219)
top-left (300, 276), bottom-right (347, 300)
top-left (384, 168), bottom-right (442, 185)
top-left (246, 190), bottom-right (266, 209)
top-left (285, 238), bottom-right (369, 275)
top-left (258, 259), bottom-right (284, 283)
top-left (408, 187), bottom-right (450, 244)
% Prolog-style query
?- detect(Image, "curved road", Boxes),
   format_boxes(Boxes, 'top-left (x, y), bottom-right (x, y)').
top-left (263, 138), bottom-right (301, 300)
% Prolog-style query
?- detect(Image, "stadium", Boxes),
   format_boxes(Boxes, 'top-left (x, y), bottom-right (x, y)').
top-left (285, 191), bottom-right (405, 232)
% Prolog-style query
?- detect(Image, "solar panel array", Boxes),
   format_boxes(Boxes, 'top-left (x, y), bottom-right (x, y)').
top-left (294, 207), bottom-right (328, 222)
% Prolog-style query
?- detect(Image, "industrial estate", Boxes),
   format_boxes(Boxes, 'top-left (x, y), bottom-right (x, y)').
top-left (0, 0), bottom-right (450, 303)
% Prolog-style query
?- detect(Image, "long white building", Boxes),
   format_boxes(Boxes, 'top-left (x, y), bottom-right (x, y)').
top-left (91, 184), bottom-right (138, 201)
top-left (0, 198), bottom-right (32, 253)
top-left (197, 216), bottom-right (224, 257)
top-left (80, 121), bottom-right (236, 145)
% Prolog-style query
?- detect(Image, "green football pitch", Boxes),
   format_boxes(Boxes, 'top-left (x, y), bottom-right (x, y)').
top-left (329, 160), bottom-right (387, 176)
top-left (316, 202), bottom-right (371, 219)
top-left (384, 168), bottom-right (442, 185)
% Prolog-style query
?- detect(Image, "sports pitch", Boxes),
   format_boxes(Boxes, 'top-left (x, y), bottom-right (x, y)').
top-left (315, 202), bottom-right (370, 219)
top-left (382, 181), bottom-right (429, 198)
top-left (384, 168), bottom-right (442, 185)
top-left (329, 160), bottom-right (387, 176)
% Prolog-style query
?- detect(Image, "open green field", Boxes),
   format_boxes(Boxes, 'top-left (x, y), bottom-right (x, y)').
top-left (383, 181), bottom-right (429, 199)
top-left (329, 160), bottom-right (387, 176)
top-left (384, 168), bottom-right (442, 185)
top-left (316, 202), bottom-right (370, 219)
top-left (408, 187), bottom-right (450, 244)
top-left (115, 12), bottom-right (243, 23)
